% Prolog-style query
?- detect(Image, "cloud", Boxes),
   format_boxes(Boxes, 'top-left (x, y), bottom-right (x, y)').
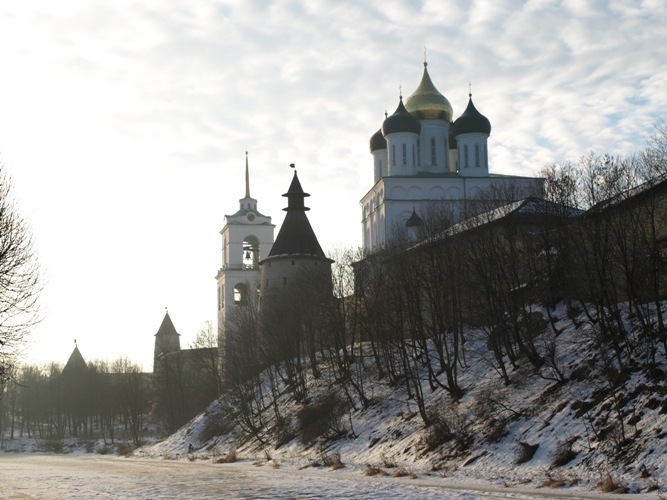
top-left (1, 0), bottom-right (665, 368)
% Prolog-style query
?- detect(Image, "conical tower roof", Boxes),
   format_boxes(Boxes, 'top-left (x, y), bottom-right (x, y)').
top-left (265, 171), bottom-right (329, 259)
top-left (405, 62), bottom-right (453, 121)
top-left (155, 311), bottom-right (180, 338)
top-left (63, 345), bottom-right (88, 376)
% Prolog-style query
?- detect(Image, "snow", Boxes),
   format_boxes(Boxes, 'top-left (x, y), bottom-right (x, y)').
top-left (0, 454), bottom-right (653, 499)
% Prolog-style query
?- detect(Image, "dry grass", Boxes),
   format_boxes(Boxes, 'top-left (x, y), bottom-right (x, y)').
top-left (268, 459), bottom-right (280, 468)
top-left (365, 466), bottom-right (389, 477)
top-left (331, 456), bottom-right (345, 470)
top-left (392, 467), bottom-right (417, 479)
top-left (597, 473), bottom-right (629, 494)
top-left (215, 450), bottom-right (237, 464)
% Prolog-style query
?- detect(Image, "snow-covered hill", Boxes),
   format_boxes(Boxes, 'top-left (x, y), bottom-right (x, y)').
top-left (140, 302), bottom-right (667, 495)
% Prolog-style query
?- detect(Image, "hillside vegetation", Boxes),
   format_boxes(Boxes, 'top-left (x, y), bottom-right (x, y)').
top-left (145, 301), bottom-right (667, 494)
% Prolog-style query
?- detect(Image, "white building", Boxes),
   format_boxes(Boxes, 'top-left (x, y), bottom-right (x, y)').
top-left (361, 61), bottom-right (543, 252)
top-left (216, 153), bottom-right (275, 378)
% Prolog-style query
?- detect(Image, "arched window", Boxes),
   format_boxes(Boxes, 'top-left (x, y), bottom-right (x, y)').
top-left (475, 144), bottom-right (480, 167)
top-left (402, 143), bottom-right (407, 165)
top-left (464, 145), bottom-right (469, 168)
top-left (430, 137), bottom-right (436, 166)
top-left (234, 283), bottom-right (248, 306)
top-left (243, 236), bottom-right (260, 269)
top-left (412, 144), bottom-right (416, 166)
top-left (392, 144), bottom-right (396, 166)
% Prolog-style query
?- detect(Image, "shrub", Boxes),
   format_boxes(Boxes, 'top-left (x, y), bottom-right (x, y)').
top-left (422, 403), bottom-right (473, 452)
top-left (550, 437), bottom-right (578, 468)
top-left (321, 452), bottom-right (344, 470)
top-left (272, 414), bottom-right (295, 449)
top-left (117, 442), bottom-right (134, 457)
top-left (515, 442), bottom-right (539, 464)
top-left (199, 411), bottom-right (234, 443)
top-left (40, 439), bottom-right (65, 454)
top-left (96, 445), bottom-right (111, 455)
top-left (297, 392), bottom-right (348, 445)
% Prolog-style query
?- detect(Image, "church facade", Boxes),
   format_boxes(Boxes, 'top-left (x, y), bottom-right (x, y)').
top-left (361, 61), bottom-right (543, 252)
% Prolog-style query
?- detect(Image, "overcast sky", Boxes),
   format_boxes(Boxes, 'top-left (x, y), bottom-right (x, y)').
top-left (1, 0), bottom-right (665, 371)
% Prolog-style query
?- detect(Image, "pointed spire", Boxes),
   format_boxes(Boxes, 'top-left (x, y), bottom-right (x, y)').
top-left (245, 151), bottom-right (250, 198)
top-left (283, 171), bottom-right (310, 211)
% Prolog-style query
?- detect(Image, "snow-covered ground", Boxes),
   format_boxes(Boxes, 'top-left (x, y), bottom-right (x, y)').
top-left (0, 454), bottom-right (656, 499)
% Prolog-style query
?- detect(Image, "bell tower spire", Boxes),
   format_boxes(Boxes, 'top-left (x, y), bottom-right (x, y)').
top-left (245, 151), bottom-right (250, 198)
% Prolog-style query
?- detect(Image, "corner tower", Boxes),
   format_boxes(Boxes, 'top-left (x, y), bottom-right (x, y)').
top-left (216, 153), bottom-right (274, 382)
top-left (259, 170), bottom-right (333, 304)
top-left (153, 310), bottom-right (180, 372)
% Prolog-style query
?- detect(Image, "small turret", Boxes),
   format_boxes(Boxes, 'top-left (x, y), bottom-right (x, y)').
top-left (382, 96), bottom-right (421, 176)
top-left (153, 310), bottom-right (180, 372)
top-left (453, 93), bottom-right (491, 176)
top-left (405, 208), bottom-right (424, 242)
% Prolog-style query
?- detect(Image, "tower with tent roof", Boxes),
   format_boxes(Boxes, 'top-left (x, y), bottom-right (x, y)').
top-left (362, 60), bottom-right (543, 252)
top-left (258, 169), bottom-right (333, 302)
top-left (153, 309), bottom-right (181, 371)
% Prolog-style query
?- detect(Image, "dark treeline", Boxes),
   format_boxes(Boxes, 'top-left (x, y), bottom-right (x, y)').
top-left (0, 323), bottom-right (221, 445)
top-left (0, 357), bottom-right (149, 446)
top-left (220, 126), bottom-right (667, 439)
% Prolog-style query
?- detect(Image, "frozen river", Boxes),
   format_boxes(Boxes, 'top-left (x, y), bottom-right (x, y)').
top-left (0, 454), bottom-right (633, 499)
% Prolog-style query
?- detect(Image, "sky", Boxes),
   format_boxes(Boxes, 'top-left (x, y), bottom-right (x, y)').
top-left (0, 0), bottom-right (665, 371)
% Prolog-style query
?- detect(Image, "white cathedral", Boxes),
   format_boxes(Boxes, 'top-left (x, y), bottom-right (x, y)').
top-left (215, 60), bottom-right (543, 379)
top-left (362, 61), bottom-right (542, 251)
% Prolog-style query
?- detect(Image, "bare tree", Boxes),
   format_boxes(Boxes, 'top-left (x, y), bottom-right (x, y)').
top-left (0, 164), bottom-right (41, 393)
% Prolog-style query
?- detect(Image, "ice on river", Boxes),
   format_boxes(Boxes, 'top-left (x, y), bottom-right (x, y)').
top-left (0, 454), bottom-right (641, 499)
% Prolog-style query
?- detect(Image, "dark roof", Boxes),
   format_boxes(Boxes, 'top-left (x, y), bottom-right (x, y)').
top-left (435, 197), bottom-right (582, 240)
top-left (448, 125), bottom-right (457, 149)
top-left (155, 311), bottom-right (180, 338)
top-left (406, 209), bottom-right (424, 227)
top-left (382, 98), bottom-right (421, 136)
top-left (264, 172), bottom-right (329, 260)
top-left (63, 346), bottom-right (88, 376)
top-left (586, 172), bottom-right (667, 214)
top-left (370, 128), bottom-right (387, 152)
top-left (453, 96), bottom-right (491, 136)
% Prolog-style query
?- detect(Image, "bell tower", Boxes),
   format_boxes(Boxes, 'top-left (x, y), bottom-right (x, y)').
top-left (216, 153), bottom-right (274, 384)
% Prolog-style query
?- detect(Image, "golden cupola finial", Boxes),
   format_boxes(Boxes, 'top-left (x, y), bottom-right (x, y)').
top-left (404, 60), bottom-right (453, 122)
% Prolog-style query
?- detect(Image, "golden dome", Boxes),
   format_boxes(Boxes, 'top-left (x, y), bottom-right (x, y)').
top-left (404, 62), bottom-right (453, 122)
